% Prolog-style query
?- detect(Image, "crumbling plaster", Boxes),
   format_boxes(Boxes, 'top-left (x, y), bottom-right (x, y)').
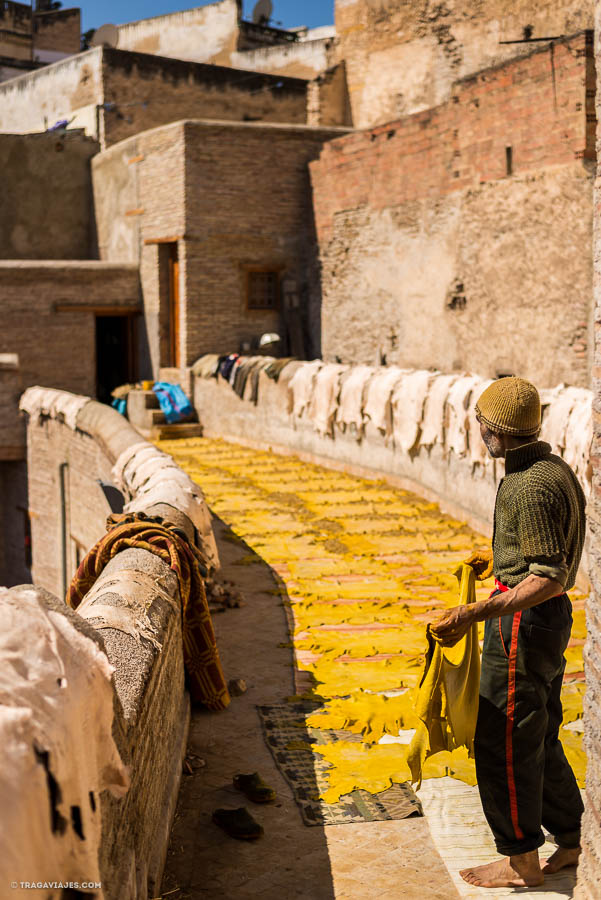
top-left (116, 0), bottom-right (240, 67)
top-left (317, 163), bottom-right (593, 387)
top-left (335, 0), bottom-right (595, 126)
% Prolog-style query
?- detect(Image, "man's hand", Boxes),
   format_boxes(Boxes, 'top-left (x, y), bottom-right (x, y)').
top-left (464, 549), bottom-right (493, 581)
top-left (430, 604), bottom-right (475, 647)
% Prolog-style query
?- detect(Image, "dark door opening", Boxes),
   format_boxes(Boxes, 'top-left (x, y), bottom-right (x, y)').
top-left (96, 315), bottom-right (133, 404)
top-left (168, 243), bottom-right (181, 368)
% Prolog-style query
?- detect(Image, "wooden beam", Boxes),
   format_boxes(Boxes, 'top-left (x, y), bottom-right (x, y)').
top-left (54, 305), bottom-right (141, 316)
top-left (144, 235), bottom-right (186, 245)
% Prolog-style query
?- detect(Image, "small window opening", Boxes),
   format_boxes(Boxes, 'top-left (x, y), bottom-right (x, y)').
top-left (505, 146), bottom-right (513, 176)
top-left (247, 270), bottom-right (280, 310)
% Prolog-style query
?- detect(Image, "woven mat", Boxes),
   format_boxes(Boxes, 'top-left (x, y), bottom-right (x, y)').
top-left (257, 702), bottom-right (423, 826)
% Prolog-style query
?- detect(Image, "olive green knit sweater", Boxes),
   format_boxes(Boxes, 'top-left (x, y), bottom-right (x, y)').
top-left (493, 441), bottom-right (586, 590)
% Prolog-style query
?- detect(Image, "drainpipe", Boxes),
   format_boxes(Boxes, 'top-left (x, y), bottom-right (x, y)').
top-left (59, 461), bottom-right (69, 598)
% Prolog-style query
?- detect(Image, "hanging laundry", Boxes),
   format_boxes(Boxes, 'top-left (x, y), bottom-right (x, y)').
top-left (336, 365), bottom-right (375, 436)
top-left (363, 366), bottom-right (406, 438)
top-left (407, 563), bottom-right (481, 787)
top-left (419, 374), bottom-right (460, 449)
top-left (288, 360), bottom-right (324, 419)
top-left (446, 375), bottom-right (483, 459)
top-left (391, 370), bottom-right (436, 453)
top-left (310, 364), bottom-right (349, 436)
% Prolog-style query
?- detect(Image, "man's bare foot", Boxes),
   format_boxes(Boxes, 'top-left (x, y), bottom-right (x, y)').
top-left (460, 850), bottom-right (544, 888)
top-left (541, 846), bottom-right (581, 873)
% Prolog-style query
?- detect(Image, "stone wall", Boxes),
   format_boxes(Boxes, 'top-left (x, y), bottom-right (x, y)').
top-left (0, 46), bottom-right (311, 147)
top-left (311, 33), bottom-right (595, 387)
top-left (92, 119), bottom-right (348, 374)
top-left (0, 131), bottom-right (99, 259)
top-left (19, 393), bottom-right (217, 898)
top-left (0, 261), bottom-right (140, 460)
top-left (335, 0), bottom-right (594, 127)
top-left (576, 4), bottom-right (601, 894)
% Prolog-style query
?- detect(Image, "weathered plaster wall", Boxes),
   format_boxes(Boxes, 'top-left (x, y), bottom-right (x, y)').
top-left (233, 36), bottom-right (336, 79)
top-left (311, 34), bottom-right (594, 387)
top-left (116, 0), bottom-right (239, 66)
top-left (0, 48), bottom-right (103, 136)
top-left (0, 262), bottom-right (140, 459)
top-left (576, 4), bottom-right (601, 894)
top-left (0, 46), bottom-right (310, 146)
top-left (336, 0), bottom-right (594, 127)
top-left (92, 119), bottom-right (348, 374)
top-left (0, 131), bottom-right (99, 259)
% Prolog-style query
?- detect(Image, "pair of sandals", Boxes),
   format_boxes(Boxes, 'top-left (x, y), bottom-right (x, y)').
top-left (212, 772), bottom-right (276, 840)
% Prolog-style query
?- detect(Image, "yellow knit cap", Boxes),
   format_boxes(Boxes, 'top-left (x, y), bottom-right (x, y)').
top-left (475, 377), bottom-right (541, 436)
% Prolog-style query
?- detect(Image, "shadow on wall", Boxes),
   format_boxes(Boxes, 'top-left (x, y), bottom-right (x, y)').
top-left (160, 514), bottom-right (337, 898)
top-left (0, 459), bottom-right (31, 587)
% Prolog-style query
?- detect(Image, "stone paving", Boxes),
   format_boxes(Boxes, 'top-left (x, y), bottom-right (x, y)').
top-left (157, 437), bottom-right (583, 900)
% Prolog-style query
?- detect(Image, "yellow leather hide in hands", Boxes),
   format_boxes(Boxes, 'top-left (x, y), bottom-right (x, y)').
top-left (407, 563), bottom-right (481, 787)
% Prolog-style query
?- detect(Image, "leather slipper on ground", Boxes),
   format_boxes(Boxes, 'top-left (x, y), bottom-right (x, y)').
top-left (233, 772), bottom-right (277, 803)
top-left (212, 807), bottom-right (264, 840)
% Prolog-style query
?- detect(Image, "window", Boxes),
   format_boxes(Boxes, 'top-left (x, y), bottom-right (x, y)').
top-left (246, 269), bottom-right (280, 310)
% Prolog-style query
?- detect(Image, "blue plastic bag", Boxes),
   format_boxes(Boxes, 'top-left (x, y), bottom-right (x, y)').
top-left (111, 397), bottom-right (127, 416)
top-left (152, 382), bottom-right (194, 424)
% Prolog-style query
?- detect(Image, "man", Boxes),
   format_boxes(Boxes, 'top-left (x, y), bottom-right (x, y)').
top-left (431, 376), bottom-right (585, 889)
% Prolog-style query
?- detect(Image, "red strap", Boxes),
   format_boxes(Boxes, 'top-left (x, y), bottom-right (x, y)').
top-left (495, 578), bottom-right (509, 593)
top-left (506, 611), bottom-right (524, 840)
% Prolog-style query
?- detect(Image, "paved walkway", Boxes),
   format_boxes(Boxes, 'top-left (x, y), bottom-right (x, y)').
top-left (157, 438), bottom-right (584, 900)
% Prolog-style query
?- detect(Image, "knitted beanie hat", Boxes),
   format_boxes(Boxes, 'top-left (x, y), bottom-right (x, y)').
top-left (475, 377), bottom-right (541, 436)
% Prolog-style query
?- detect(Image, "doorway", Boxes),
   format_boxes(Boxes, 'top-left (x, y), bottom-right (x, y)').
top-left (95, 314), bottom-right (134, 404)
top-left (168, 243), bottom-right (181, 368)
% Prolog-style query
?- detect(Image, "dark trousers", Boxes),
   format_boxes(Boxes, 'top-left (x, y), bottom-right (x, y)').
top-left (474, 593), bottom-right (583, 856)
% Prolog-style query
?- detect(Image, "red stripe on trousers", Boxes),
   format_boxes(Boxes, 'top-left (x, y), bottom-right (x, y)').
top-left (492, 580), bottom-right (524, 840)
top-left (506, 610), bottom-right (524, 840)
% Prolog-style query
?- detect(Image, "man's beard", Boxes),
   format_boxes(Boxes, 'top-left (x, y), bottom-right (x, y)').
top-left (482, 430), bottom-right (505, 458)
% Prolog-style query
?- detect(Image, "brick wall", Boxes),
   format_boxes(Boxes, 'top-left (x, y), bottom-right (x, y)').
top-left (92, 120), bottom-right (347, 372)
top-left (0, 262), bottom-right (140, 460)
top-left (576, 5), bottom-right (601, 894)
top-left (0, 131), bottom-right (99, 259)
top-left (310, 34), bottom-right (595, 387)
top-left (0, 1), bottom-right (31, 61)
top-left (100, 49), bottom-right (309, 147)
top-left (33, 7), bottom-right (80, 55)
top-left (335, 0), bottom-right (594, 127)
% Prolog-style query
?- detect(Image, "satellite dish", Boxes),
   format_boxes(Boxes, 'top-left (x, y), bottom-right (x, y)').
top-left (91, 24), bottom-right (119, 48)
top-left (252, 0), bottom-right (273, 25)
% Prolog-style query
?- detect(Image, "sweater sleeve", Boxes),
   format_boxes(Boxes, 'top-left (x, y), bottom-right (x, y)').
top-left (515, 485), bottom-right (569, 586)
